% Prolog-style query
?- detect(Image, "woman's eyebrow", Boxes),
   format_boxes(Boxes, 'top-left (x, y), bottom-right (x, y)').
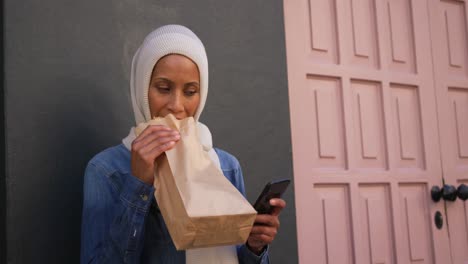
top-left (153, 77), bottom-right (173, 84)
top-left (185, 81), bottom-right (200, 87)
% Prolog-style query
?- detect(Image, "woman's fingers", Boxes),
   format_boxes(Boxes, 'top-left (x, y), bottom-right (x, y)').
top-left (269, 198), bottom-right (286, 216)
top-left (250, 224), bottom-right (278, 237)
top-left (254, 214), bottom-right (280, 229)
top-left (132, 125), bottom-right (177, 150)
top-left (246, 216), bottom-right (279, 252)
top-left (133, 137), bottom-right (179, 167)
top-left (249, 233), bottom-right (274, 242)
top-left (139, 133), bottom-right (180, 156)
top-left (132, 125), bottom-right (180, 162)
top-left (248, 234), bottom-right (274, 245)
top-left (130, 125), bottom-right (180, 185)
top-left (135, 125), bottom-right (172, 141)
top-left (248, 215), bottom-right (280, 242)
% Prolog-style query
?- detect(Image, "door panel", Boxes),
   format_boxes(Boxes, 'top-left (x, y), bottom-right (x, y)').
top-left (429, 0), bottom-right (468, 263)
top-left (283, 0), bottom-right (452, 263)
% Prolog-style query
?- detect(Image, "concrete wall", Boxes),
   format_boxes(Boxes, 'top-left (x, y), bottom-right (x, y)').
top-left (4, 0), bottom-right (297, 263)
top-left (1, 0), bottom-right (6, 262)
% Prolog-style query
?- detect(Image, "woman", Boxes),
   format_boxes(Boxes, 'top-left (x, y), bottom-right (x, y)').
top-left (81, 25), bottom-right (286, 264)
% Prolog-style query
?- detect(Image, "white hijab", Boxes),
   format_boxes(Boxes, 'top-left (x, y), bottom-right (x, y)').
top-left (122, 25), bottom-right (237, 264)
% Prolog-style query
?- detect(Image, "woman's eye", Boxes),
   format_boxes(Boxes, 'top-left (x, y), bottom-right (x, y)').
top-left (185, 90), bottom-right (197, 96)
top-left (157, 87), bottom-right (170, 93)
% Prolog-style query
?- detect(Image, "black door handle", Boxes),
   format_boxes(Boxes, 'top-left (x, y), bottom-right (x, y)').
top-left (431, 184), bottom-right (458, 202)
top-left (457, 184), bottom-right (468, 201)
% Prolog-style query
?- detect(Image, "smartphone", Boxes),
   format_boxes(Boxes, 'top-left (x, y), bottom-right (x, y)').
top-left (253, 179), bottom-right (291, 214)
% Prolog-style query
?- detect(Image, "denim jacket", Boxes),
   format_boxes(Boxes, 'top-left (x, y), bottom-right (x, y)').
top-left (80, 144), bottom-right (269, 264)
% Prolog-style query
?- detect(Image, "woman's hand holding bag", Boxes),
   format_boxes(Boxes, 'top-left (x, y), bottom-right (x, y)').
top-left (131, 125), bottom-right (180, 185)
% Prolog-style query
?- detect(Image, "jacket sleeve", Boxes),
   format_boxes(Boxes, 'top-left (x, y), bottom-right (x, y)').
top-left (80, 162), bottom-right (154, 264)
top-left (230, 165), bottom-right (270, 264)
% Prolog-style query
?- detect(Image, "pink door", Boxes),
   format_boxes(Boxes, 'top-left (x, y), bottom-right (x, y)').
top-left (283, 0), bottom-right (452, 263)
top-left (429, 0), bottom-right (468, 263)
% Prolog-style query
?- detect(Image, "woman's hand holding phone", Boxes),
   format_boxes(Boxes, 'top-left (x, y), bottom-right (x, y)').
top-left (246, 179), bottom-right (290, 255)
top-left (246, 198), bottom-right (286, 255)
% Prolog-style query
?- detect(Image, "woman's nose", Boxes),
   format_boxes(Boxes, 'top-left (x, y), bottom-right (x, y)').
top-left (167, 92), bottom-right (184, 113)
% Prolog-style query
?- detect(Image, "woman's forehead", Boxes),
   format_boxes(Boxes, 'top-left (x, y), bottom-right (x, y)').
top-left (152, 54), bottom-right (200, 81)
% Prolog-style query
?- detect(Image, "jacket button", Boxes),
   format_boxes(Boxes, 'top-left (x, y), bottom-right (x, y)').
top-left (140, 194), bottom-right (148, 201)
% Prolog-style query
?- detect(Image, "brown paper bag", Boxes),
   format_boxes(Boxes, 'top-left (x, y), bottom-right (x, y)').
top-left (135, 114), bottom-right (257, 250)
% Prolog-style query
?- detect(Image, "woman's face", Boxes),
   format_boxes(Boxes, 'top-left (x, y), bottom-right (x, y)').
top-left (148, 54), bottom-right (201, 120)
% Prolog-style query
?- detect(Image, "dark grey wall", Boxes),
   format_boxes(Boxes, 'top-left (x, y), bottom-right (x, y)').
top-left (1, 0), bottom-right (6, 262)
top-left (4, 0), bottom-right (296, 263)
